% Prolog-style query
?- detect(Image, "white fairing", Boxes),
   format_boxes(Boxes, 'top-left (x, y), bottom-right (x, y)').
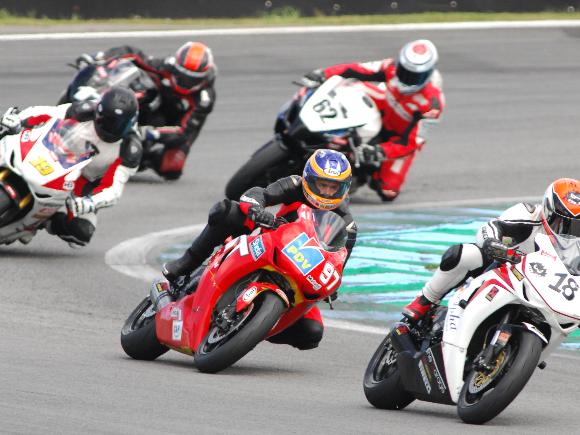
top-left (299, 76), bottom-right (382, 141)
top-left (0, 118), bottom-right (93, 244)
top-left (441, 233), bottom-right (580, 403)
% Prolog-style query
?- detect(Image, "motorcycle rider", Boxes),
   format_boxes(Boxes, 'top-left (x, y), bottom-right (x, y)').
top-left (303, 39), bottom-right (444, 201)
top-left (403, 178), bottom-right (580, 321)
top-left (0, 86), bottom-right (142, 247)
top-left (75, 41), bottom-right (217, 180)
top-left (163, 149), bottom-right (358, 350)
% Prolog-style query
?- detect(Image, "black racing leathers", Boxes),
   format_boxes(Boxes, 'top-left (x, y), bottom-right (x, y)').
top-left (163, 175), bottom-right (358, 281)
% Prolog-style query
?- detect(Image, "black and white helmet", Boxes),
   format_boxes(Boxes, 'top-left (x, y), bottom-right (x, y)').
top-left (394, 39), bottom-right (438, 94)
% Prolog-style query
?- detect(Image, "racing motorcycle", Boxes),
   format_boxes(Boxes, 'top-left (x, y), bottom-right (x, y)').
top-left (0, 117), bottom-right (95, 245)
top-left (363, 233), bottom-right (580, 424)
top-left (225, 75), bottom-right (383, 200)
top-left (58, 58), bottom-right (161, 174)
top-left (121, 204), bottom-right (348, 373)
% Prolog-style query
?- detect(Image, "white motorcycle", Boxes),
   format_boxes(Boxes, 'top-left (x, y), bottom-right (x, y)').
top-left (363, 232), bottom-right (580, 424)
top-left (0, 117), bottom-right (95, 245)
top-left (225, 75), bottom-right (383, 200)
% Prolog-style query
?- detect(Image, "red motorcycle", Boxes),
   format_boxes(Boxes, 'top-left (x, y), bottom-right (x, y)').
top-left (121, 204), bottom-right (348, 373)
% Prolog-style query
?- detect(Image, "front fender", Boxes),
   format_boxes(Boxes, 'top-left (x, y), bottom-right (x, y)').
top-left (235, 282), bottom-right (290, 313)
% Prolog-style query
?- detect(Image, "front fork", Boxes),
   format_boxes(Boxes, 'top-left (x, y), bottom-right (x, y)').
top-left (475, 311), bottom-right (513, 373)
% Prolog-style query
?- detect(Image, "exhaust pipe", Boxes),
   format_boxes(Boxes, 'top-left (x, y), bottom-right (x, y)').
top-left (389, 322), bottom-right (419, 356)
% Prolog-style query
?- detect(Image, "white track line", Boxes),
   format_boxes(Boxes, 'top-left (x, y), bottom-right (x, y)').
top-left (2, 20), bottom-right (580, 41)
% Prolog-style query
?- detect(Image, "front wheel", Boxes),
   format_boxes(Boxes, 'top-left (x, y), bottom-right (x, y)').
top-left (120, 297), bottom-right (168, 361)
top-left (457, 330), bottom-right (542, 424)
top-left (194, 292), bottom-right (286, 373)
top-left (363, 335), bottom-right (415, 410)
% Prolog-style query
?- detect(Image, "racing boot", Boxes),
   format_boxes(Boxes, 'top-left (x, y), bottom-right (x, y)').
top-left (402, 294), bottom-right (433, 322)
top-left (162, 249), bottom-right (204, 284)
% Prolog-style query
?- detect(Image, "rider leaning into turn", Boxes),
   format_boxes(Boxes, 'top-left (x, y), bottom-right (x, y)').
top-left (303, 39), bottom-right (445, 202)
top-left (76, 41), bottom-right (216, 180)
top-left (0, 86), bottom-right (142, 247)
top-left (403, 178), bottom-right (580, 321)
top-left (163, 149), bottom-right (358, 351)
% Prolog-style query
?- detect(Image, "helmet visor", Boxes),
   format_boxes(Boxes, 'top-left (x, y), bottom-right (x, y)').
top-left (172, 63), bottom-right (207, 92)
top-left (547, 209), bottom-right (580, 238)
top-left (305, 174), bottom-right (350, 200)
top-left (95, 113), bottom-right (135, 143)
top-left (396, 63), bottom-right (432, 88)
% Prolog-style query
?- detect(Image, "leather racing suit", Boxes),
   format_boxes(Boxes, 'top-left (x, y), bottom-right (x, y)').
top-left (101, 46), bottom-right (216, 180)
top-left (17, 102), bottom-right (142, 246)
top-left (166, 175), bottom-right (358, 350)
top-left (321, 59), bottom-right (445, 200)
top-left (420, 202), bottom-right (544, 304)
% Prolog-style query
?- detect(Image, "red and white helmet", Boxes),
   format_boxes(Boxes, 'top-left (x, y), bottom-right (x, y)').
top-left (393, 39), bottom-right (438, 94)
top-left (542, 178), bottom-right (580, 239)
top-left (168, 42), bottom-right (216, 95)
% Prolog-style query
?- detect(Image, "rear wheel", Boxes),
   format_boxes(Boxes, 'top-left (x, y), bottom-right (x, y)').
top-left (225, 139), bottom-right (293, 200)
top-left (194, 292), bottom-right (286, 373)
top-left (457, 330), bottom-right (542, 424)
top-left (363, 335), bottom-right (415, 410)
top-left (120, 297), bottom-right (168, 361)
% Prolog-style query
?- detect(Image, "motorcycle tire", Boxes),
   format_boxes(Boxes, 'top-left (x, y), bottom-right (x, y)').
top-left (0, 187), bottom-right (14, 216)
top-left (363, 335), bottom-right (415, 410)
top-left (224, 139), bottom-right (290, 200)
top-left (194, 292), bottom-right (286, 373)
top-left (120, 296), bottom-right (168, 361)
top-left (457, 330), bottom-right (542, 424)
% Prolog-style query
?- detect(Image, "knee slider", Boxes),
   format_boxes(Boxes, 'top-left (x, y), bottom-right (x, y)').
top-left (440, 244), bottom-right (463, 272)
top-left (69, 217), bottom-right (95, 244)
top-left (208, 199), bottom-right (232, 226)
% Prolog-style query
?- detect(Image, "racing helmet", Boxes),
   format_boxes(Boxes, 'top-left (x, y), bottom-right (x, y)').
top-left (541, 178), bottom-right (580, 239)
top-left (302, 149), bottom-right (352, 210)
top-left (394, 39), bottom-right (438, 94)
top-left (169, 42), bottom-right (216, 95)
top-left (94, 86), bottom-right (138, 143)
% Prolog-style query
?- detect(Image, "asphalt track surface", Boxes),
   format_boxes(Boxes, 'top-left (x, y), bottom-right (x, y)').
top-left (0, 25), bottom-right (579, 434)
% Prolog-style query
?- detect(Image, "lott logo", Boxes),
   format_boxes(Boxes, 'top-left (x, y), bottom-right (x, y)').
top-left (242, 286), bottom-right (258, 302)
top-left (282, 232), bottom-right (324, 275)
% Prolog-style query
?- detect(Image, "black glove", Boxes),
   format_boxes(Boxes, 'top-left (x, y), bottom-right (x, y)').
top-left (482, 238), bottom-right (522, 264)
top-left (247, 205), bottom-right (276, 229)
top-left (302, 69), bottom-right (325, 87)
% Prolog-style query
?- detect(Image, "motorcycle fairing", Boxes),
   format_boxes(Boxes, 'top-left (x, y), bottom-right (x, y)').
top-left (155, 205), bottom-right (347, 354)
top-left (441, 233), bottom-right (580, 402)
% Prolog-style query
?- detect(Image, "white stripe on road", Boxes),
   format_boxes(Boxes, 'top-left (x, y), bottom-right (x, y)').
top-left (2, 20), bottom-right (580, 41)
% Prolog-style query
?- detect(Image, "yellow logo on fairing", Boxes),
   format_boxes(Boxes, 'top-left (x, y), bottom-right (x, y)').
top-left (30, 156), bottom-right (54, 176)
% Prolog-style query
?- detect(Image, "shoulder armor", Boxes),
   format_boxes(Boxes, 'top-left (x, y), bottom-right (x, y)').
top-left (119, 135), bottom-right (143, 169)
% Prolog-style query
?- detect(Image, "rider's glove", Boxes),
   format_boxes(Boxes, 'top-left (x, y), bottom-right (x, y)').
top-left (0, 107), bottom-right (22, 136)
top-left (302, 69), bottom-right (325, 87)
top-left (482, 238), bottom-right (522, 264)
top-left (138, 126), bottom-right (161, 142)
top-left (74, 51), bottom-right (105, 69)
top-left (66, 196), bottom-right (96, 217)
top-left (247, 205), bottom-right (276, 229)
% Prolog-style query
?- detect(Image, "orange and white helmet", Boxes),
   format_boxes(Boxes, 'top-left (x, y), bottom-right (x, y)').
top-left (168, 42), bottom-right (216, 94)
top-left (541, 178), bottom-right (580, 239)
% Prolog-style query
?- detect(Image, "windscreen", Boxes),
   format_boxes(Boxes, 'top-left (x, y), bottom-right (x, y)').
top-left (89, 59), bottom-right (154, 92)
top-left (550, 233), bottom-right (580, 276)
top-left (312, 209), bottom-right (347, 251)
top-left (42, 119), bottom-right (94, 169)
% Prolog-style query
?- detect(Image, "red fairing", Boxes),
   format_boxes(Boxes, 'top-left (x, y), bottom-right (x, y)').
top-left (155, 204), bottom-right (348, 354)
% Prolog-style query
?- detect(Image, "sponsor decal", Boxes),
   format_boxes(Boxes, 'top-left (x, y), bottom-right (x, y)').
top-left (511, 267), bottom-right (524, 281)
top-left (239, 195), bottom-right (259, 205)
top-left (170, 307), bottom-right (182, 320)
top-left (486, 286), bottom-right (499, 301)
top-left (172, 320), bottom-right (183, 341)
top-left (30, 156), bottom-right (54, 176)
top-left (242, 286), bottom-right (258, 303)
top-left (567, 191), bottom-right (580, 206)
top-left (529, 262), bottom-right (547, 277)
top-left (306, 275), bottom-right (322, 291)
top-left (540, 250), bottom-right (557, 261)
top-left (249, 236), bottom-right (265, 260)
top-left (425, 349), bottom-right (447, 394)
top-left (32, 207), bottom-right (57, 220)
top-left (446, 300), bottom-right (462, 331)
top-left (63, 180), bottom-right (74, 191)
top-left (281, 232), bottom-right (324, 275)
top-left (418, 360), bottom-right (432, 394)
top-left (156, 281), bottom-right (170, 293)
